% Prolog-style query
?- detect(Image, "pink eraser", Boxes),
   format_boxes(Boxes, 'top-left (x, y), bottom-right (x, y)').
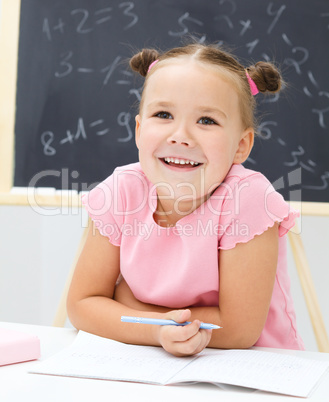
top-left (0, 327), bottom-right (41, 366)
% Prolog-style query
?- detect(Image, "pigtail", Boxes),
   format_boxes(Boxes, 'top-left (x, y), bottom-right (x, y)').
top-left (129, 49), bottom-right (160, 77)
top-left (247, 62), bottom-right (283, 94)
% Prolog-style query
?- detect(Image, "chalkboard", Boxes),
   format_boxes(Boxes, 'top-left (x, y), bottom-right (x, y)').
top-left (13, 0), bottom-right (329, 202)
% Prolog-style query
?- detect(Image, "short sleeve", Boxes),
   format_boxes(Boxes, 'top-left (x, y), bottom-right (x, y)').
top-left (218, 173), bottom-right (299, 250)
top-left (81, 172), bottom-right (123, 246)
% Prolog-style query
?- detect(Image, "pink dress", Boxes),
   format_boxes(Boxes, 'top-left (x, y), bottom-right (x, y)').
top-left (82, 162), bottom-right (305, 350)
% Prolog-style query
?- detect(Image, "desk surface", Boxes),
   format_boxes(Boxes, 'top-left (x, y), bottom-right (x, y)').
top-left (1, 322), bottom-right (329, 402)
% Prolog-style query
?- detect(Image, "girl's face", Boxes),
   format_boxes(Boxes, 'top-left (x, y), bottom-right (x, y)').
top-left (135, 60), bottom-right (253, 209)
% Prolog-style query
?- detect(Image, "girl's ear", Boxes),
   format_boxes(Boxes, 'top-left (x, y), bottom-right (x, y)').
top-left (233, 128), bottom-right (254, 164)
top-left (135, 115), bottom-right (141, 149)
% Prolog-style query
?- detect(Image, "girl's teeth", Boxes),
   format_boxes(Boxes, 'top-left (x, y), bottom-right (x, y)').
top-left (164, 157), bottom-right (199, 166)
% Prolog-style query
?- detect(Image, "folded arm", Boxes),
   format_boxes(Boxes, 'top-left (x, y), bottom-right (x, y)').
top-left (114, 223), bottom-right (279, 349)
top-left (67, 221), bottom-right (278, 354)
top-left (66, 223), bottom-right (211, 356)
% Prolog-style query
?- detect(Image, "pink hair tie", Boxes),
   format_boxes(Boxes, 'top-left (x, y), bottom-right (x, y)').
top-left (246, 71), bottom-right (259, 96)
top-left (148, 59), bottom-right (158, 73)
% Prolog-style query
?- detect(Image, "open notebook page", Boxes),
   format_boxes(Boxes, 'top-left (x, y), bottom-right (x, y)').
top-left (171, 348), bottom-right (329, 397)
top-left (30, 331), bottom-right (195, 384)
top-left (30, 331), bottom-right (329, 397)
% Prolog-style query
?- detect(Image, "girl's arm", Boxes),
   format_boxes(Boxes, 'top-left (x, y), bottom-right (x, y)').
top-left (66, 224), bottom-right (211, 356)
top-left (198, 222), bottom-right (279, 348)
top-left (114, 223), bottom-right (279, 349)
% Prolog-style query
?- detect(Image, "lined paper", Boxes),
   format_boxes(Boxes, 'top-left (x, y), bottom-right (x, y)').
top-left (30, 331), bottom-right (329, 397)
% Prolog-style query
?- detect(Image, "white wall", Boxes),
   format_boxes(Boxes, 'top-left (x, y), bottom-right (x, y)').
top-left (0, 205), bottom-right (87, 326)
top-left (0, 0), bottom-right (328, 352)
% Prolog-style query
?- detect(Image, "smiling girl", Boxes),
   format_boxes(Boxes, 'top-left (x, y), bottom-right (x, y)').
top-left (67, 43), bottom-right (304, 356)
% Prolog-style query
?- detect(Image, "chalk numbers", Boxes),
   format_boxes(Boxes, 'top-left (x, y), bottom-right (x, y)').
top-left (41, 132), bottom-right (56, 156)
top-left (43, 3), bottom-right (138, 41)
top-left (117, 113), bottom-right (133, 142)
top-left (257, 121), bottom-right (278, 140)
top-left (41, 116), bottom-right (134, 156)
top-left (55, 51), bottom-right (73, 78)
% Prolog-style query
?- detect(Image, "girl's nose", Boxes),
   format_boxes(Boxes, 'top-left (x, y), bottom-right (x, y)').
top-left (167, 126), bottom-right (195, 147)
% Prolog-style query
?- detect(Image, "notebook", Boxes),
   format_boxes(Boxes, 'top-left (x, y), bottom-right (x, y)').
top-left (30, 331), bottom-right (329, 397)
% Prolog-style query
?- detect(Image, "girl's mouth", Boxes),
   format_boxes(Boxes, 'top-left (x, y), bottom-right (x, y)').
top-left (161, 157), bottom-right (201, 168)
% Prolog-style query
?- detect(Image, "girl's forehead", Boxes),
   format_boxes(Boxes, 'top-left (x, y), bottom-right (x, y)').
top-left (144, 61), bottom-right (238, 100)
top-left (147, 58), bottom-right (238, 89)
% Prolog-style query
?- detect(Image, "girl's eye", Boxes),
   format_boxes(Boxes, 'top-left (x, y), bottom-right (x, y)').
top-left (198, 117), bottom-right (217, 125)
top-left (155, 111), bottom-right (173, 119)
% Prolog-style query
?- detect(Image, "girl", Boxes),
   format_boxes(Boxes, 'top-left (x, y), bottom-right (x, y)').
top-left (67, 43), bottom-right (304, 357)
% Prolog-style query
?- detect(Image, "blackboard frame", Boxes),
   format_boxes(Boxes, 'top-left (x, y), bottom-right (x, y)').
top-left (0, 0), bottom-right (328, 215)
top-left (0, 0), bottom-right (19, 193)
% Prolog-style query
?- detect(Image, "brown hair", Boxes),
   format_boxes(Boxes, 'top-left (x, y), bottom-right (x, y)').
top-left (130, 43), bottom-right (283, 133)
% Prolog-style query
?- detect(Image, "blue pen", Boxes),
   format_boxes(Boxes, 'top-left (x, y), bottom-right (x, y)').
top-left (121, 316), bottom-right (221, 330)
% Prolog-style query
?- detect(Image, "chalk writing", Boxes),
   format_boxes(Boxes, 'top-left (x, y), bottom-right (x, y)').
top-left (245, 39), bottom-right (259, 54)
top-left (40, 118), bottom-right (114, 156)
top-left (282, 34), bottom-right (309, 75)
top-left (42, 3), bottom-right (138, 41)
top-left (117, 112), bottom-right (133, 142)
top-left (312, 104), bottom-right (329, 129)
top-left (41, 132), bottom-right (56, 156)
top-left (71, 9), bottom-right (94, 34)
top-left (258, 121), bottom-right (278, 140)
top-left (101, 56), bottom-right (122, 85)
top-left (168, 12), bottom-right (203, 37)
top-left (119, 2), bottom-right (138, 30)
top-left (54, 52), bottom-right (123, 85)
top-left (283, 47), bottom-right (309, 75)
top-left (55, 51), bottom-right (73, 78)
top-left (283, 147), bottom-right (321, 178)
top-left (214, 0), bottom-right (236, 29)
top-left (239, 19), bottom-right (252, 36)
top-left (303, 172), bottom-right (329, 190)
top-left (266, 3), bottom-right (286, 34)
top-left (283, 146), bottom-right (305, 167)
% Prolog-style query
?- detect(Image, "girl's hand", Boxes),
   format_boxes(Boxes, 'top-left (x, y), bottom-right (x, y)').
top-left (157, 309), bottom-right (212, 357)
top-left (115, 282), bottom-right (212, 356)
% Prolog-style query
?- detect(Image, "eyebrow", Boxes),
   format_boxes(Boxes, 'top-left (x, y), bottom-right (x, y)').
top-left (146, 101), bottom-right (175, 109)
top-left (198, 107), bottom-right (227, 120)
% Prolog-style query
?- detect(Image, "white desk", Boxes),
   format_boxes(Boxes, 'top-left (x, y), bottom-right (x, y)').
top-left (1, 322), bottom-right (329, 402)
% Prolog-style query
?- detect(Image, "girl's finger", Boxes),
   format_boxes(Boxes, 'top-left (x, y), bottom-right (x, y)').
top-left (173, 328), bottom-right (211, 356)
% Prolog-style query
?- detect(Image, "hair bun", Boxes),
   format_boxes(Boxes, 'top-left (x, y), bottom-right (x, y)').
top-left (129, 49), bottom-right (160, 77)
top-left (248, 62), bottom-right (282, 93)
